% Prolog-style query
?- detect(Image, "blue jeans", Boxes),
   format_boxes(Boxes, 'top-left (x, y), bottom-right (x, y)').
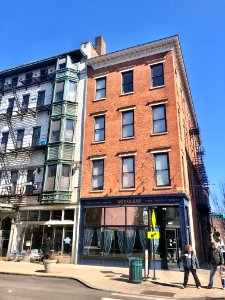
top-left (222, 279), bottom-right (225, 288)
top-left (208, 264), bottom-right (218, 287)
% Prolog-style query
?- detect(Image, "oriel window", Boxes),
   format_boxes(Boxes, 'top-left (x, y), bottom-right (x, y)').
top-left (51, 119), bottom-right (61, 142)
top-left (55, 81), bottom-right (64, 101)
top-left (64, 119), bottom-right (74, 142)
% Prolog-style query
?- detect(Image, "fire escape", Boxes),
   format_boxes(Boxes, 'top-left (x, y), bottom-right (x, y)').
top-left (189, 126), bottom-right (210, 214)
top-left (0, 70), bottom-right (55, 206)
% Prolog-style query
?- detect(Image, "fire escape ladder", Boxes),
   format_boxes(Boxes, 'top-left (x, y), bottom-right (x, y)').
top-left (0, 152), bottom-right (10, 184)
top-left (10, 84), bottom-right (25, 117)
top-left (5, 115), bottom-right (18, 150)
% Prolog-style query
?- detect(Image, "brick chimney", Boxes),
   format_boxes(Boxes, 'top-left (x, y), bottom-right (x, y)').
top-left (95, 36), bottom-right (106, 56)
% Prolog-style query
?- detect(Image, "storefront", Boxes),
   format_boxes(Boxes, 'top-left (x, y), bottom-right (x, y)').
top-left (78, 194), bottom-right (190, 269)
top-left (9, 206), bottom-right (78, 263)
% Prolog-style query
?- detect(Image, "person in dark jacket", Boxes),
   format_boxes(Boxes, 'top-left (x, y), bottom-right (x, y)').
top-left (181, 244), bottom-right (201, 289)
top-left (42, 237), bottom-right (52, 259)
top-left (207, 240), bottom-right (224, 289)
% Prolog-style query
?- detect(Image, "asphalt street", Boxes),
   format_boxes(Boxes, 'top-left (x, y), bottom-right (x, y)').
top-left (0, 274), bottom-right (172, 300)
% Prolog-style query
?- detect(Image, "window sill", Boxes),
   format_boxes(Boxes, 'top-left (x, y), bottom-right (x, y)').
top-left (90, 190), bottom-right (104, 193)
top-left (119, 188), bottom-right (136, 191)
top-left (150, 132), bottom-right (168, 137)
top-left (119, 136), bottom-right (135, 141)
top-left (119, 92), bottom-right (134, 97)
top-left (149, 85), bottom-right (165, 90)
top-left (153, 186), bottom-right (172, 190)
top-left (91, 141), bottom-right (105, 145)
top-left (93, 98), bottom-right (106, 102)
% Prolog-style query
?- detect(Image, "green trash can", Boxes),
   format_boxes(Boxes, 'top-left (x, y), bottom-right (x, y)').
top-left (128, 257), bottom-right (143, 283)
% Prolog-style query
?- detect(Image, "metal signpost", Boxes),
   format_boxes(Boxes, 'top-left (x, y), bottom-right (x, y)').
top-left (147, 209), bottom-right (159, 280)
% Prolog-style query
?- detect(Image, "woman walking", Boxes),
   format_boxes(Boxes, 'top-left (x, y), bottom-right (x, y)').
top-left (181, 244), bottom-right (201, 289)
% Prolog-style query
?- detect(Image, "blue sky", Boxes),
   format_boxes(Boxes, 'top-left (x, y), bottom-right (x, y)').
top-left (0, 0), bottom-right (225, 198)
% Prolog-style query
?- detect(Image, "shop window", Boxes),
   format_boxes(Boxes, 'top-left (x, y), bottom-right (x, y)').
top-left (19, 211), bottom-right (28, 221)
top-left (122, 156), bottom-right (135, 188)
top-left (64, 226), bottom-right (73, 255)
top-left (28, 211), bottom-right (39, 221)
top-left (40, 210), bottom-right (50, 221)
top-left (105, 207), bottom-right (125, 225)
top-left (52, 210), bottom-right (62, 221)
top-left (64, 210), bottom-right (74, 221)
top-left (85, 208), bottom-right (102, 225)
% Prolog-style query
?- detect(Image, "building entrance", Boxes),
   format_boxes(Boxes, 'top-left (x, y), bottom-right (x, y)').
top-left (166, 228), bottom-right (180, 264)
top-left (1, 217), bottom-right (12, 256)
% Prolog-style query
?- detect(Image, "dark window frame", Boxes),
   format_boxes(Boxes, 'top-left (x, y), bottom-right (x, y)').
top-left (95, 77), bottom-right (106, 100)
top-left (92, 159), bottom-right (104, 191)
top-left (122, 156), bottom-right (135, 189)
top-left (154, 153), bottom-right (170, 187)
top-left (22, 94), bottom-right (30, 112)
top-left (152, 104), bottom-right (167, 134)
top-left (151, 63), bottom-right (164, 88)
top-left (122, 70), bottom-right (133, 94)
top-left (122, 110), bottom-right (134, 138)
top-left (32, 127), bottom-right (41, 147)
top-left (94, 115), bottom-right (105, 142)
top-left (17, 129), bottom-right (25, 149)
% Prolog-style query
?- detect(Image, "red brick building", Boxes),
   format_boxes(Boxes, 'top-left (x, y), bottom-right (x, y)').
top-left (79, 36), bottom-right (210, 268)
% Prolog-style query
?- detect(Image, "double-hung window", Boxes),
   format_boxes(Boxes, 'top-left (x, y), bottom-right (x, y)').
top-left (59, 164), bottom-right (71, 190)
top-left (64, 119), bottom-right (74, 142)
top-left (151, 63), bottom-right (164, 87)
top-left (92, 159), bottom-right (104, 190)
top-left (55, 81), bottom-right (64, 101)
top-left (122, 156), bottom-right (135, 188)
top-left (122, 70), bottom-right (133, 94)
top-left (94, 115), bottom-right (105, 142)
top-left (122, 110), bottom-right (134, 138)
top-left (17, 129), bottom-right (24, 149)
top-left (11, 171), bottom-right (18, 193)
top-left (152, 105), bottom-right (166, 133)
top-left (68, 81), bottom-right (76, 102)
top-left (37, 91), bottom-right (45, 108)
top-left (1, 132), bottom-right (9, 152)
top-left (32, 127), bottom-right (41, 147)
top-left (45, 164), bottom-right (57, 190)
top-left (95, 77), bottom-right (106, 100)
top-left (51, 119), bottom-right (61, 142)
top-left (22, 94), bottom-right (29, 112)
top-left (154, 153), bottom-right (170, 187)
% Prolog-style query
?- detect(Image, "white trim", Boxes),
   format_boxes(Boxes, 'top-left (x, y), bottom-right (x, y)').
top-left (92, 73), bottom-right (109, 79)
top-left (148, 59), bottom-right (165, 66)
top-left (119, 66), bottom-right (135, 73)
top-left (118, 151), bottom-right (137, 157)
top-left (150, 147), bottom-right (171, 154)
top-left (91, 110), bottom-right (107, 116)
top-left (89, 155), bottom-right (106, 160)
top-left (148, 99), bottom-right (168, 107)
top-left (120, 92), bottom-right (134, 96)
top-left (118, 105), bottom-right (136, 112)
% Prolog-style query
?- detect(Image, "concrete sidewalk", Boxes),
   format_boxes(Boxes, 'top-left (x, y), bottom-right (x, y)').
top-left (1, 260), bottom-right (225, 299)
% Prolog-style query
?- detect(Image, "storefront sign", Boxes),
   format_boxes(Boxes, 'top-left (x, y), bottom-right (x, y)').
top-left (147, 231), bottom-right (160, 239)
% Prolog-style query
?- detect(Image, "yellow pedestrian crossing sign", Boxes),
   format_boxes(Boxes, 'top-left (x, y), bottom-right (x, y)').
top-left (147, 231), bottom-right (160, 239)
top-left (152, 209), bottom-right (156, 230)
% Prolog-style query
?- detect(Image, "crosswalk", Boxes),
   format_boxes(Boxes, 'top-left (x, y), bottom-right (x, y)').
top-left (101, 292), bottom-right (171, 300)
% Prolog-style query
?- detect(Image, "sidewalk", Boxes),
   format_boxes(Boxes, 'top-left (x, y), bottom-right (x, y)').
top-left (1, 260), bottom-right (225, 299)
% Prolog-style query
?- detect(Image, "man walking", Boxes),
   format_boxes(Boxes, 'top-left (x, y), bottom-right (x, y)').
top-left (207, 241), bottom-right (224, 289)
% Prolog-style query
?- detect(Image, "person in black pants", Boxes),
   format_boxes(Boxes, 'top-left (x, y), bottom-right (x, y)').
top-left (181, 244), bottom-right (201, 289)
